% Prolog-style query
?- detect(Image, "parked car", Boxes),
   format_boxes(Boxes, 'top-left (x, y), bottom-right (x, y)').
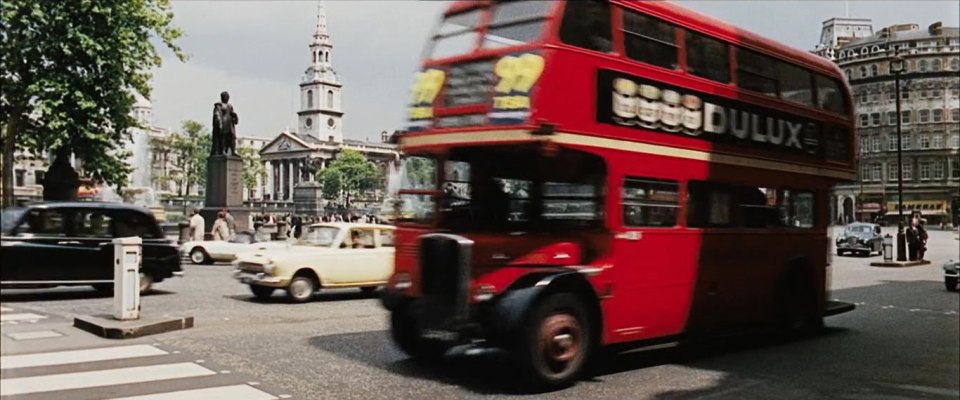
top-left (1, 202), bottom-right (182, 293)
top-left (835, 222), bottom-right (883, 256)
top-left (944, 259), bottom-right (959, 292)
top-left (181, 230), bottom-right (288, 265)
top-left (233, 223), bottom-right (395, 302)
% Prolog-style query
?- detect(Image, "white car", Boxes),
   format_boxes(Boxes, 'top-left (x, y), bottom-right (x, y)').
top-left (181, 231), bottom-right (290, 265)
top-left (233, 223), bottom-right (396, 302)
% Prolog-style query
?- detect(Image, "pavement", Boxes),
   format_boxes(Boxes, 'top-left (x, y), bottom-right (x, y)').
top-left (1, 226), bottom-right (957, 399)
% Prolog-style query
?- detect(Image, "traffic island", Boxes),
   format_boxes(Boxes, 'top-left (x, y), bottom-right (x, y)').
top-left (869, 260), bottom-right (931, 268)
top-left (74, 314), bottom-right (194, 339)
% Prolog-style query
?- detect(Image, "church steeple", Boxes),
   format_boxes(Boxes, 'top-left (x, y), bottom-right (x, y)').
top-left (298, 0), bottom-right (343, 142)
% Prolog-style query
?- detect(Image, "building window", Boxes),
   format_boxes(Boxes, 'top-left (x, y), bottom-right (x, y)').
top-left (919, 162), bottom-right (930, 180)
top-left (918, 59), bottom-right (928, 72)
top-left (919, 134), bottom-right (930, 149)
top-left (933, 161), bottom-right (944, 179)
top-left (872, 136), bottom-right (880, 152)
top-left (902, 110), bottom-right (911, 124)
top-left (888, 164), bottom-right (899, 181)
top-left (919, 109), bottom-right (930, 123)
top-left (327, 90), bottom-right (334, 108)
top-left (861, 165), bottom-right (869, 181)
top-left (932, 59), bottom-right (942, 72)
top-left (933, 109), bottom-right (943, 122)
top-left (903, 135), bottom-right (912, 150)
top-left (901, 90), bottom-right (910, 100)
top-left (871, 93), bottom-right (879, 103)
top-left (951, 58), bottom-right (959, 71)
top-left (902, 163), bottom-right (913, 181)
top-left (307, 90), bottom-right (313, 109)
top-left (950, 134), bottom-right (960, 148)
top-left (932, 134), bottom-right (943, 149)
top-left (870, 64), bottom-right (879, 76)
top-left (872, 164), bottom-right (882, 181)
top-left (952, 160), bottom-right (960, 180)
top-left (859, 114), bottom-right (869, 127)
top-left (952, 108), bottom-right (959, 121)
top-left (34, 170), bottom-right (45, 185)
top-left (859, 66), bottom-right (867, 78)
top-left (871, 112), bottom-right (881, 126)
top-left (887, 111), bottom-right (896, 125)
top-left (622, 11), bottom-right (678, 70)
top-left (932, 89), bottom-right (941, 98)
top-left (15, 169), bottom-right (25, 187)
top-left (888, 135), bottom-right (897, 151)
top-left (920, 89), bottom-right (928, 98)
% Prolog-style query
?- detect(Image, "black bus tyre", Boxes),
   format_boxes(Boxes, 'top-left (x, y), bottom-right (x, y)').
top-left (777, 274), bottom-right (823, 337)
top-left (516, 292), bottom-right (593, 390)
top-left (389, 306), bottom-right (447, 360)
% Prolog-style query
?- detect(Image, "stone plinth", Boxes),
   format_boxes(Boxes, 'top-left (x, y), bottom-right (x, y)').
top-left (294, 182), bottom-right (327, 215)
top-left (202, 154), bottom-right (251, 232)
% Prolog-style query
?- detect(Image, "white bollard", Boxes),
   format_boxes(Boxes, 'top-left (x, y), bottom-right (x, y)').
top-left (113, 236), bottom-right (142, 320)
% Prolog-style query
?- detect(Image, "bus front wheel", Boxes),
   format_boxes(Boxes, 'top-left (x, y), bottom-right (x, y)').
top-left (515, 292), bottom-right (593, 390)
top-left (389, 304), bottom-right (447, 360)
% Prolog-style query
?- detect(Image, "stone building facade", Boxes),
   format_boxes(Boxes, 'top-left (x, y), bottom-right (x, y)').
top-left (815, 20), bottom-right (960, 226)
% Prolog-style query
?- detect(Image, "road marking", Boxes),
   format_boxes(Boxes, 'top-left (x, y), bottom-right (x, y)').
top-left (6, 330), bottom-right (64, 340)
top-left (109, 384), bottom-right (277, 400)
top-left (0, 362), bottom-right (215, 396)
top-left (0, 344), bottom-right (167, 370)
top-left (0, 313), bottom-right (47, 322)
top-left (0, 306), bottom-right (13, 312)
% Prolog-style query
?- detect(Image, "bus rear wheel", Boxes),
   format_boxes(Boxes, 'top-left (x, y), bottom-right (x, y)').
top-left (515, 293), bottom-right (593, 390)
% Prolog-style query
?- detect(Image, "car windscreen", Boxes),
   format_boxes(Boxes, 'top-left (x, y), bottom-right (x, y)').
top-left (298, 226), bottom-right (339, 247)
top-left (1, 208), bottom-right (25, 233)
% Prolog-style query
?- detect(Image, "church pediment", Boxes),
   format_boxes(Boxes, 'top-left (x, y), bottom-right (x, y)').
top-left (260, 132), bottom-right (312, 155)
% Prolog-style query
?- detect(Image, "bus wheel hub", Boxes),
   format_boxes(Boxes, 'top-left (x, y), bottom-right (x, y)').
top-left (540, 314), bottom-right (581, 368)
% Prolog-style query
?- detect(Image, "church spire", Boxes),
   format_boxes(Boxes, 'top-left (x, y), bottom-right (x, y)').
top-left (315, 0), bottom-right (328, 39)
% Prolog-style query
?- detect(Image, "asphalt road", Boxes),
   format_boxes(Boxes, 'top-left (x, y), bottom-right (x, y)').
top-left (2, 226), bottom-right (958, 399)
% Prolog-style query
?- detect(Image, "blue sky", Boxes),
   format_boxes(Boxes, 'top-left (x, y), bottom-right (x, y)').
top-left (148, 1), bottom-right (959, 141)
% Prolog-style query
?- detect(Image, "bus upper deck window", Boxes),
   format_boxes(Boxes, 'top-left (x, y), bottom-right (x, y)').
top-left (482, 1), bottom-right (554, 49)
top-left (559, 0), bottom-right (612, 53)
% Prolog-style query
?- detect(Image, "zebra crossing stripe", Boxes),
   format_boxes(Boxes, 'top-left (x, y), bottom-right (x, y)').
top-left (0, 313), bottom-right (47, 322)
top-left (0, 362), bottom-right (215, 396)
top-left (109, 384), bottom-right (278, 400)
top-left (0, 344), bottom-right (167, 370)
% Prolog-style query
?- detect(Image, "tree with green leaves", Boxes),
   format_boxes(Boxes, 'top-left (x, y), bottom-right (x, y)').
top-left (316, 149), bottom-right (380, 209)
top-left (168, 120), bottom-right (210, 197)
top-left (1, 0), bottom-right (185, 207)
top-left (238, 146), bottom-right (265, 199)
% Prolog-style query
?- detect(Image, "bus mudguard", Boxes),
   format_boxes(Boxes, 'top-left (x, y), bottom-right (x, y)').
top-left (490, 269), bottom-right (601, 337)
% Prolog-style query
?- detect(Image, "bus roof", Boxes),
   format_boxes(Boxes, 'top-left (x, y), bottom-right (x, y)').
top-left (442, 0), bottom-right (843, 78)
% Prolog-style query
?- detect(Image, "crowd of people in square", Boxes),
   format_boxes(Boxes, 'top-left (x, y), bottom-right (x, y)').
top-left (187, 207), bottom-right (390, 242)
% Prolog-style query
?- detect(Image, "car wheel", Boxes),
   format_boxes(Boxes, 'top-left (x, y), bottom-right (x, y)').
top-left (139, 273), bottom-right (154, 293)
top-left (946, 277), bottom-right (959, 292)
top-left (360, 286), bottom-right (377, 294)
top-left (250, 284), bottom-right (275, 299)
top-left (286, 276), bottom-right (315, 303)
top-left (389, 302), bottom-right (447, 360)
top-left (189, 247), bottom-right (211, 265)
top-left (514, 292), bottom-right (593, 390)
top-left (836, 250), bottom-right (844, 256)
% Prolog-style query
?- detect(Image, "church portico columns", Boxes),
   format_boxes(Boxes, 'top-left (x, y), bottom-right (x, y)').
top-left (287, 159), bottom-right (295, 201)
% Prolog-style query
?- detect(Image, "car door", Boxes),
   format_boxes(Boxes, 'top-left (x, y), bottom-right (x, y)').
top-left (112, 209), bottom-right (176, 280)
top-left (323, 228), bottom-right (382, 285)
top-left (6, 208), bottom-right (74, 283)
top-left (68, 208), bottom-right (115, 281)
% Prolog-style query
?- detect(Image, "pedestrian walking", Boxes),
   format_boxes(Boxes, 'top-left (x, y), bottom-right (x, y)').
top-left (224, 209), bottom-right (236, 238)
top-left (212, 212), bottom-right (230, 241)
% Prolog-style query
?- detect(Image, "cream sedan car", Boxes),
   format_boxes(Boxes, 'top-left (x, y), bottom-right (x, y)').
top-left (233, 223), bottom-right (395, 302)
top-left (181, 231), bottom-right (290, 264)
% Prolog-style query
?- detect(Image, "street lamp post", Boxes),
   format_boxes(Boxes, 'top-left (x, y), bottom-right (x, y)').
top-left (890, 47), bottom-right (906, 261)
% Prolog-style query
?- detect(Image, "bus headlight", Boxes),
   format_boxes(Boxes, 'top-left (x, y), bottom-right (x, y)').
top-left (473, 284), bottom-right (496, 302)
top-left (392, 273), bottom-right (411, 290)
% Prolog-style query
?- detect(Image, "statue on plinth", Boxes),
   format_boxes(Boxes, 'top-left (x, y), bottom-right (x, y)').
top-left (212, 91), bottom-right (238, 156)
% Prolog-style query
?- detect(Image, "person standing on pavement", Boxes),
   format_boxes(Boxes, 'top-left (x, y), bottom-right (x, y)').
top-left (224, 208), bottom-right (236, 238)
top-left (189, 208), bottom-right (205, 241)
top-left (905, 217), bottom-right (920, 261)
top-left (212, 211), bottom-right (230, 241)
top-left (916, 218), bottom-right (928, 261)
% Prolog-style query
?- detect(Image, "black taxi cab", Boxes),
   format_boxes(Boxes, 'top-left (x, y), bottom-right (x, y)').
top-left (1, 202), bottom-right (182, 293)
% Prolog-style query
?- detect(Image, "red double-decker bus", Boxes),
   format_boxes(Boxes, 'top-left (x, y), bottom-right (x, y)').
top-left (381, 0), bottom-right (856, 388)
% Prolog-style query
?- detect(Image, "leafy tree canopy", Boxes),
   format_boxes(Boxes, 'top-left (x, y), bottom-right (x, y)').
top-left (169, 120), bottom-right (210, 197)
top-left (238, 146), bottom-right (265, 193)
top-left (1, 0), bottom-right (185, 206)
top-left (316, 149), bottom-right (380, 208)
